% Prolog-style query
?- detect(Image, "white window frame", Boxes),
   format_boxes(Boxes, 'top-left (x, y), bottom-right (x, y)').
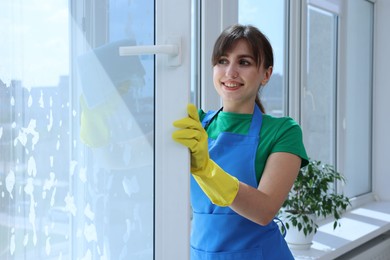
top-left (154, 0), bottom-right (192, 259)
top-left (72, 0), bottom-right (192, 259)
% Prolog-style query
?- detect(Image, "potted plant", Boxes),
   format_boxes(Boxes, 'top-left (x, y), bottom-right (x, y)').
top-left (279, 160), bottom-right (351, 249)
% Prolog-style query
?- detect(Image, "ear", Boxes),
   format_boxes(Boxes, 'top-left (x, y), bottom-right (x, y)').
top-left (261, 66), bottom-right (273, 85)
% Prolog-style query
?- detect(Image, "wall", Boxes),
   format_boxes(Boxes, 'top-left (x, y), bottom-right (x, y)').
top-left (373, 0), bottom-right (390, 200)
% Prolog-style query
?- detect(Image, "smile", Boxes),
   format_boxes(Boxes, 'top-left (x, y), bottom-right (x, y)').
top-left (223, 82), bottom-right (243, 88)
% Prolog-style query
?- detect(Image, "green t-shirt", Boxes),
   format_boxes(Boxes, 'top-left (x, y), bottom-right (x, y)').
top-left (200, 110), bottom-right (309, 184)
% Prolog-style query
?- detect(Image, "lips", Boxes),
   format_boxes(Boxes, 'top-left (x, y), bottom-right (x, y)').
top-left (222, 81), bottom-right (243, 89)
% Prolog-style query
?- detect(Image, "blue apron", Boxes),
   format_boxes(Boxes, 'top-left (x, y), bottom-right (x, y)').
top-left (190, 105), bottom-right (294, 260)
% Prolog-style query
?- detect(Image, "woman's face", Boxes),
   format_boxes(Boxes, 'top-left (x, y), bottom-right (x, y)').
top-left (213, 39), bottom-right (272, 113)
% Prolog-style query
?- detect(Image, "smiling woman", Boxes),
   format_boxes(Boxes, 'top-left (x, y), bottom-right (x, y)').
top-left (212, 37), bottom-right (273, 114)
top-left (172, 24), bottom-right (309, 260)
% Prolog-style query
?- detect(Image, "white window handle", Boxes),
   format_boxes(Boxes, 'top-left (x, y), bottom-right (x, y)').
top-left (119, 36), bottom-right (181, 67)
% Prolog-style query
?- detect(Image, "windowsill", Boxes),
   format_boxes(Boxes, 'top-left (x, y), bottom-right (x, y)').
top-left (291, 200), bottom-right (390, 259)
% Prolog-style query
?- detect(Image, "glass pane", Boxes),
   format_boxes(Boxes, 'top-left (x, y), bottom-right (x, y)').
top-left (238, 0), bottom-right (286, 117)
top-left (301, 6), bottom-right (337, 165)
top-left (341, 0), bottom-right (373, 197)
top-left (0, 1), bottom-right (154, 259)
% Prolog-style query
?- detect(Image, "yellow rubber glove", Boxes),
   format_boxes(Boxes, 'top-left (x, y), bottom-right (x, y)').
top-left (80, 94), bottom-right (121, 148)
top-left (172, 104), bottom-right (239, 207)
top-left (79, 81), bottom-right (130, 148)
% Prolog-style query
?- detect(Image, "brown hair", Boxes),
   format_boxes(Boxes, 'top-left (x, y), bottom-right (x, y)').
top-left (211, 24), bottom-right (274, 113)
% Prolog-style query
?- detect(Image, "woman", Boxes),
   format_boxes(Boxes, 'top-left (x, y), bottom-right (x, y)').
top-left (173, 24), bottom-right (309, 259)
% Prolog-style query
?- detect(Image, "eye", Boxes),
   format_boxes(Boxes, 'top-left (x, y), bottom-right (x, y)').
top-left (239, 59), bottom-right (251, 66)
top-left (218, 58), bottom-right (228, 65)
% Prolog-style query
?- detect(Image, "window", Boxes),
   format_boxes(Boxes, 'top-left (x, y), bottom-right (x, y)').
top-left (1, 1), bottom-right (73, 258)
top-left (337, 0), bottom-right (373, 197)
top-left (74, 1), bottom-right (155, 258)
top-left (301, 0), bottom-right (373, 198)
top-left (301, 5), bottom-right (338, 166)
top-left (0, 0), bottom-right (192, 259)
top-left (1, 1), bottom-right (156, 258)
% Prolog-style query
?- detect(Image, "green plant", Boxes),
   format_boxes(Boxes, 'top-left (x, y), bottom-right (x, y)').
top-left (281, 160), bottom-right (351, 236)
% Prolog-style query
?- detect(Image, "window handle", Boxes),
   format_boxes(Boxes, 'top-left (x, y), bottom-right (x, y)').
top-left (119, 36), bottom-right (181, 67)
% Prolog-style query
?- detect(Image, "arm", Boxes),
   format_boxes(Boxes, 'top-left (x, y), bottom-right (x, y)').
top-left (172, 104), bottom-right (301, 217)
top-left (230, 152), bottom-right (301, 226)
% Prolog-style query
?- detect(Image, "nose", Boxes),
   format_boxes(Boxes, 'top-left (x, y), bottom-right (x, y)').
top-left (226, 63), bottom-right (238, 78)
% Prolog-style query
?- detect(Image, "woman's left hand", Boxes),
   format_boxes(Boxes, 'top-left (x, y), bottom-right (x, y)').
top-left (172, 104), bottom-right (210, 173)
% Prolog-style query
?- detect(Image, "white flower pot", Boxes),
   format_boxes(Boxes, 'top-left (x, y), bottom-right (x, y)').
top-left (283, 214), bottom-right (316, 250)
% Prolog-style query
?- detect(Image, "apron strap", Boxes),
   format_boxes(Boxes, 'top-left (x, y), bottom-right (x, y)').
top-left (274, 217), bottom-right (287, 238)
top-left (202, 108), bottom-right (223, 128)
top-left (248, 104), bottom-right (263, 136)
